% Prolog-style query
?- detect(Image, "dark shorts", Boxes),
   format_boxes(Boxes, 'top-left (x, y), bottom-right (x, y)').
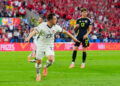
top-left (75, 37), bottom-right (89, 47)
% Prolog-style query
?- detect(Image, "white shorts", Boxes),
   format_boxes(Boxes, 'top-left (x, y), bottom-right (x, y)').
top-left (36, 46), bottom-right (54, 60)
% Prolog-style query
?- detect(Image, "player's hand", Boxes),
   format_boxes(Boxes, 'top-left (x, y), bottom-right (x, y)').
top-left (83, 34), bottom-right (88, 39)
top-left (73, 38), bottom-right (80, 43)
top-left (24, 37), bottom-right (30, 43)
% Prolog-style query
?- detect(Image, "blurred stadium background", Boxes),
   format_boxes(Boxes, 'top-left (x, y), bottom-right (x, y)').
top-left (0, 0), bottom-right (120, 86)
top-left (0, 0), bottom-right (120, 43)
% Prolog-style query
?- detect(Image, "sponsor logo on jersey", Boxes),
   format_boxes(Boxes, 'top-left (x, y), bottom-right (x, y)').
top-left (85, 20), bottom-right (88, 23)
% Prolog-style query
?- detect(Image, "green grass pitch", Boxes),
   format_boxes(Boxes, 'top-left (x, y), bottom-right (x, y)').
top-left (0, 51), bottom-right (120, 86)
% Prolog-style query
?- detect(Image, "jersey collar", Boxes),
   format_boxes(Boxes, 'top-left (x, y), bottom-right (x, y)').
top-left (47, 24), bottom-right (53, 29)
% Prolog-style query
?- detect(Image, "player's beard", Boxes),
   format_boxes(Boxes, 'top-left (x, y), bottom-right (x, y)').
top-left (52, 23), bottom-right (56, 26)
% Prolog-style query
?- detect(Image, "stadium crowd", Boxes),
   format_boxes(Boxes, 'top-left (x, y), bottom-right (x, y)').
top-left (0, 0), bottom-right (120, 43)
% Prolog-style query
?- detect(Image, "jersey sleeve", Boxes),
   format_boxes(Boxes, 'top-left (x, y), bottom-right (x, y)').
top-left (34, 24), bottom-right (43, 33)
top-left (76, 19), bottom-right (79, 24)
top-left (55, 25), bottom-right (63, 33)
top-left (88, 18), bottom-right (92, 26)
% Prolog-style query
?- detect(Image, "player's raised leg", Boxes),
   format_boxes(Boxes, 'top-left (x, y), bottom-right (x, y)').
top-left (32, 50), bottom-right (36, 57)
top-left (32, 38), bottom-right (38, 58)
top-left (28, 51), bottom-right (35, 61)
top-left (43, 55), bottom-right (54, 77)
top-left (29, 47), bottom-right (36, 62)
top-left (35, 60), bottom-right (42, 81)
top-left (69, 46), bottom-right (79, 68)
top-left (30, 58), bottom-right (36, 63)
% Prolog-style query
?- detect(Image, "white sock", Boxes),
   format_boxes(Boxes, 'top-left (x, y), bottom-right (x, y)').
top-left (37, 74), bottom-right (40, 76)
top-left (82, 63), bottom-right (85, 65)
top-left (35, 63), bottom-right (42, 75)
top-left (72, 62), bottom-right (74, 64)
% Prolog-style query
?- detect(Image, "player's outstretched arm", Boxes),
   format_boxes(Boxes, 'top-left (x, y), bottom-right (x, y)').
top-left (62, 29), bottom-right (80, 43)
top-left (30, 28), bottom-right (34, 32)
top-left (73, 24), bottom-right (79, 31)
top-left (25, 30), bottom-right (38, 42)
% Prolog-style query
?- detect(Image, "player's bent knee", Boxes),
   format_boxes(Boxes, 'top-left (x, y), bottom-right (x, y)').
top-left (48, 56), bottom-right (54, 63)
top-left (48, 59), bottom-right (54, 63)
top-left (74, 49), bottom-right (78, 51)
top-left (36, 59), bottom-right (42, 64)
top-left (74, 46), bottom-right (78, 51)
top-left (83, 50), bottom-right (86, 52)
top-left (82, 47), bottom-right (86, 52)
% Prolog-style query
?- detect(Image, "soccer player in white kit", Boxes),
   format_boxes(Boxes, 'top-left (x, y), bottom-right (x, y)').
top-left (28, 17), bottom-right (43, 61)
top-left (25, 13), bottom-right (80, 81)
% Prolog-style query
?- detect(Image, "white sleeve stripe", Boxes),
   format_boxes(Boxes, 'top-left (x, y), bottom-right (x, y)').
top-left (87, 17), bottom-right (91, 21)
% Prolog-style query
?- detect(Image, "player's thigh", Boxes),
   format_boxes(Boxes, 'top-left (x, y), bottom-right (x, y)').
top-left (74, 39), bottom-right (81, 50)
top-left (82, 38), bottom-right (89, 48)
top-left (74, 42), bottom-right (80, 50)
top-left (45, 48), bottom-right (55, 62)
top-left (47, 55), bottom-right (54, 62)
top-left (36, 59), bottom-right (42, 64)
top-left (36, 48), bottom-right (45, 60)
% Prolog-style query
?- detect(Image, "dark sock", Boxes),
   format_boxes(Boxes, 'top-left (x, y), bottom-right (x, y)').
top-left (82, 52), bottom-right (86, 63)
top-left (72, 51), bottom-right (77, 62)
top-left (45, 60), bottom-right (52, 68)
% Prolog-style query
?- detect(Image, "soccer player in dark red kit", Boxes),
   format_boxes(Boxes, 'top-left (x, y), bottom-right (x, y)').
top-left (69, 8), bottom-right (92, 69)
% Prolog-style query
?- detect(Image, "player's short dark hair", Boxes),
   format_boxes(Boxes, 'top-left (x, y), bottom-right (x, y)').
top-left (47, 13), bottom-right (55, 21)
top-left (81, 8), bottom-right (88, 12)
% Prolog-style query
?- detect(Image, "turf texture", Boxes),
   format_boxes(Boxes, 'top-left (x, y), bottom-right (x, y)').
top-left (0, 51), bottom-right (120, 86)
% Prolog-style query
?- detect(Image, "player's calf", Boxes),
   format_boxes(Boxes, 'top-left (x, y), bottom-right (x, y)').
top-left (35, 60), bottom-right (42, 81)
top-left (81, 47), bottom-right (87, 68)
top-left (44, 55), bottom-right (54, 68)
top-left (69, 46), bottom-right (78, 68)
top-left (43, 55), bottom-right (54, 77)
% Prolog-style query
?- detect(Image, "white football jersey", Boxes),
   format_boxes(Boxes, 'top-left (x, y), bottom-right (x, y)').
top-left (34, 22), bottom-right (63, 48)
